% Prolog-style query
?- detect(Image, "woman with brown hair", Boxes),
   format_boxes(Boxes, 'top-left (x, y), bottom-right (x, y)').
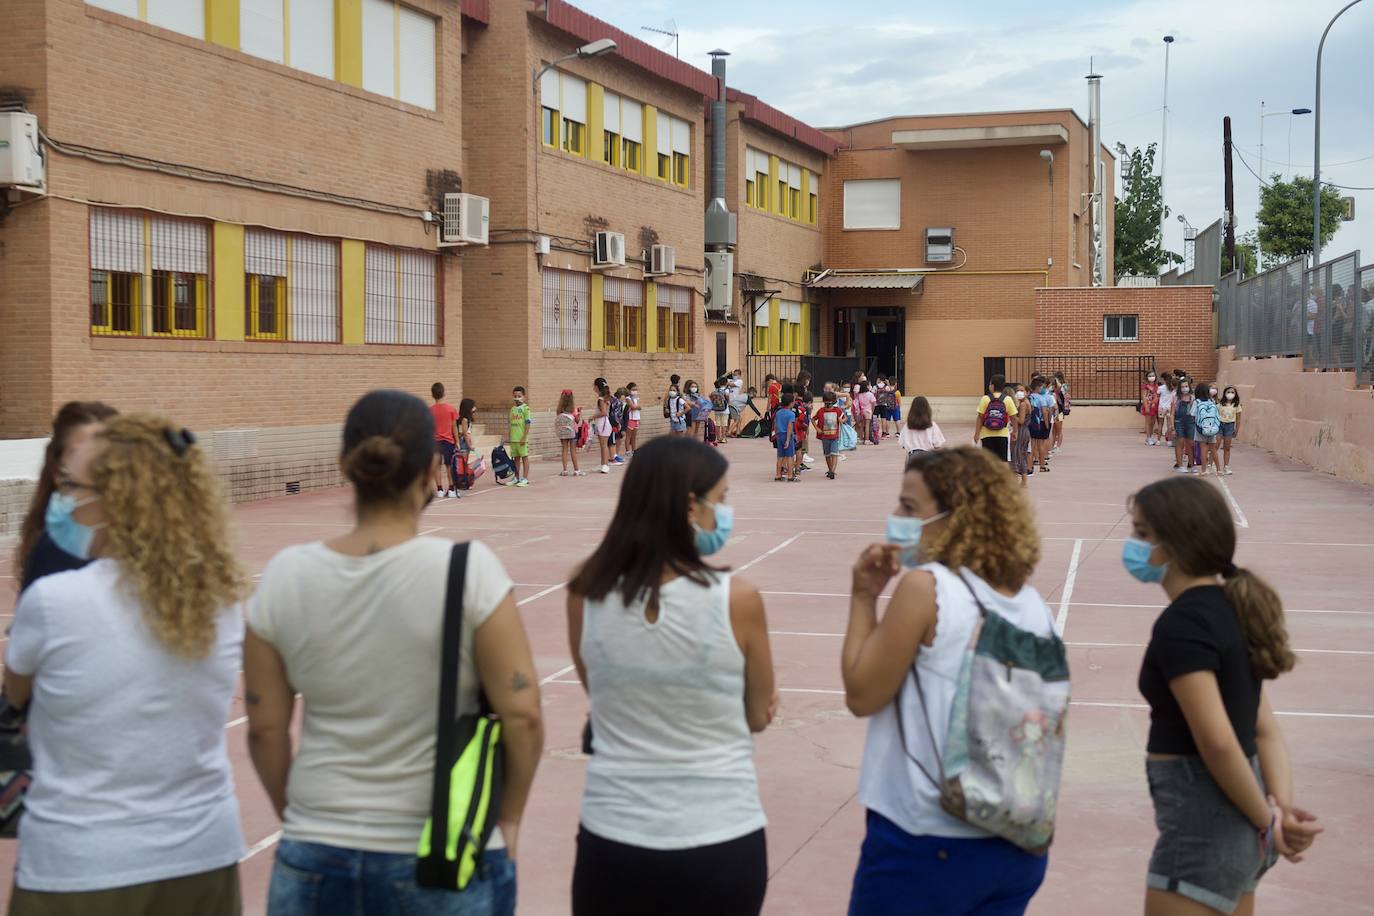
top-left (844, 447), bottom-right (1058, 914)
top-left (4, 414), bottom-right (247, 914)
top-left (13, 401), bottom-right (117, 591)
top-left (1127, 476), bottom-right (1321, 915)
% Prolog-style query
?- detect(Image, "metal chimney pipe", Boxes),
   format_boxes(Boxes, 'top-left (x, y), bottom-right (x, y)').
top-left (709, 50), bottom-right (728, 205)
top-left (1086, 71), bottom-right (1105, 286)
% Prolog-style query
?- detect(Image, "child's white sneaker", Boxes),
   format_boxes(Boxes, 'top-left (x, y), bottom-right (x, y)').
top-left (559, 470), bottom-right (571, 477)
top-left (574, 469), bottom-right (587, 476)
top-left (1223, 467), bottom-right (1233, 476)
top-left (446, 489), bottom-right (456, 498)
top-left (515, 478), bottom-right (530, 487)
top-left (599, 465), bottom-right (610, 474)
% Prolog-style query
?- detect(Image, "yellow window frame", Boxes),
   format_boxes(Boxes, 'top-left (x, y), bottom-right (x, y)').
top-left (90, 270), bottom-right (143, 337)
top-left (745, 178), bottom-right (755, 208)
top-left (245, 273), bottom-right (288, 340)
top-left (789, 188), bottom-right (800, 220)
top-left (672, 152), bottom-right (689, 187)
top-left (603, 298), bottom-right (621, 350)
top-left (657, 152), bottom-right (671, 181)
top-left (809, 193), bottom-right (818, 225)
top-left (622, 138), bottom-right (641, 172)
top-left (149, 270), bottom-right (207, 338)
top-left (755, 171), bottom-right (770, 210)
top-left (789, 321), bottom-right (801, 354)
top-left (603, 130), bottom-right (619, 167)
top-left (563, 119), bottom-right (585, 155)
top-left (672, 311), bottom-right (690, 352)
top-left (752, 324), bottom-right (768, 354)
top-left (542, 107), bottom-right (559, 147)
top-left (623, 304), bottom-right (643, 352)
top-left (656, 305), bottom-right (671, 349)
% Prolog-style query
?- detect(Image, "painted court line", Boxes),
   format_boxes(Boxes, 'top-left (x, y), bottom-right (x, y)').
top-left (1071, 700), bottom-right (1374, 721)
top-left (417, 526), bottom-right (444, 536)
top-left (736, 534), bottom-right (803, 573)
top-left (1064, 601), bottom-right (1374, 616)
top-left (1217, 477), bottom-right (1250, 529)
top-left (225, 716), bottom-right (248, 729)
top-left (1065, 641), bottom-right (1374, 656)
top-left (517, 582), bottom-right (568, 607)
top-left (539, 664), bottom-right (578, 686)
top-left (241, 830), bottom-right (283, 862)
top-left (1054, 539), bottom-right (1083, 636)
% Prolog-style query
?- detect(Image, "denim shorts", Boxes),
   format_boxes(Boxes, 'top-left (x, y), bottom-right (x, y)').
top-left (268, 839), bottom-right (516, 916)
top-left (670, 419), bottom-right (687, 432)
top-left (1174, 415), bottom-right (1196, 439)
top-left (822, 438), bottom-right (840, 456)
top-left (1196, 433), bottom-right (1218, 445)
top-left (1220, 421), bottom-right (1237, 439)
top-left (1146, 756), bottom-right (1278, 914)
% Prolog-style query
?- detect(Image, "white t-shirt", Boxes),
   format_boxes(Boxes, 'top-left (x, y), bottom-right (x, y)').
top-left (1158, 384), bottom-right (1175, 412)
top-left (899, 423), bottom-right (946, 453)
top-left (7, 560), bottom-right (245, 891)
top-left (628, 394), bottom-right (641, 421)
top-left (247, 537), bottom-right (513, 853)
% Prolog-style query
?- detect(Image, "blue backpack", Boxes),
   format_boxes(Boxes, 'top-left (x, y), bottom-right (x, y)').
top-left (1195, 399), bottom-right (1221, 437)
top-left (491, 444), bottom-right (514, 481)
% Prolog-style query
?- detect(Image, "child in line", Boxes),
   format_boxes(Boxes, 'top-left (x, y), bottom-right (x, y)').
top-left (898, 395), bottom-right (945, 455)
top-left (1157, 374), bottom-right (1176, 446)
top-left (682, 380), bottom-right (705, 439)
top-left (594, 378), bottom-right (615, 474)
top-left (1008, 384), bottom-right (1031, 486)
top-left (710, 378), bottom-right (731, 445)
top-left (814, 390), bottom-right (844, 480)
top-left (1027, 375), bottom-right (1056, 472)
top-left (855, 382), bottom-right (877, 444)
top-left (625, 382), bottom-right (641, 455)
top-left (1218, 385), bottom-right (1243, 475)
top-left (1141, 370), bottom-right (1160, 445)
top-left (610, 388), bottom-right (629, 465)
top-left (1051, 372), bottom-right (1069, 454)
top-left (667, 382), bottom-right (688, 438)
top-left (890, 380), bottom-right (904, 432)
top-left (1172, 378), bottom-right (1196, 473)
top-left (507, 385), bottom-right (532, 487)
top-left (429, 382), bottom-right (460, 498)
top-left (765, 374), bottom-right (782, 422)
top-left (774, 392), bottom-right (798, 482)
top-left (875, 376), bottom-right (897, 439)
top-left (453, 397), bottom-right (476, 496)
top-left (555, 389), bottom-right (585, 477)
top-left (795, 370), bottom-right (815, 468)
top-left (1193, 383), bottom-right (1223, 476)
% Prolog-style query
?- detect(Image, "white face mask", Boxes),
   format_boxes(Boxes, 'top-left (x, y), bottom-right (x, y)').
top-left (1015, 391), bottom-right (1026, 401)
top-left (689, 387), bottom-right (698, 394)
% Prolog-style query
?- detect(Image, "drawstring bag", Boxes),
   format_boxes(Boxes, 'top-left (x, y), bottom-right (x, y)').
top-left (897, 571), bottom-right (1070, 855)
top-left (417, 544), bottom-right (505, 890)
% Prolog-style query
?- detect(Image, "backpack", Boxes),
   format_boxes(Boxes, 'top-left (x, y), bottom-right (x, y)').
top-left (608, 398), bottom-right (624, 431)
top-left (877, 389), bottom-right (897, 411)
top-left (818, 407), bottom-right (841, 440)
top-left (839, 421), bottom-right (858, 452)
top-left (1057, 386), bottom-right (1072, 416)
top-left (704, 416), bottom-right (718, 444)
top-left (896, 570), bottom-right (1069, 856)
top-left (710, 390), bottom-right (729, 412)
top-left (663, 393), bottom-right (674, 419)
top-left (555, 412), bottom-right (575, 440)
top-left (490, 444), bottom-right (514, 480)
top-left (1195, 400), bottom-right (1221, 437)
top-left (982, 397), bottom-right (1009, 431)
top-left (575, 420), bottom-right (590, 450)
top-left (869, 414), bottom-right (880, 445)
top-left (451, 451), bottom-right (485, 491)
top-left (1027, 400), bottom-right (1050, 440)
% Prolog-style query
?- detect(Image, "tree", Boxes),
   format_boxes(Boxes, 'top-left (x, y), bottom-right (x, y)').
top-left (1113, 143), bottom-right (1182, 281)
top-left (1256, 174), bottom-right (1344, 264)
top-left (1235, 230), bottom-right (1259, 277)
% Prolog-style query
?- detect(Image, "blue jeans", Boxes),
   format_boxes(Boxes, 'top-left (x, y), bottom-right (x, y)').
top-left (848, 811), bottom-right (1047, 916)
top-left (268, 839), bottom-right (516, 916)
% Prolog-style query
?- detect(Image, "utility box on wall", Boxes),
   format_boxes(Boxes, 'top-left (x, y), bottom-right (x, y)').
top-left (925, 227), bottom-right (954, 263)
top-left (0, 112), bottom-right (45, 191)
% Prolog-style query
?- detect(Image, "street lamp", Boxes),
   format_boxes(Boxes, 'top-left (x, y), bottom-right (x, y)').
top-left (1313, 0), bottom-right (1365, 267)
top-left (1159, 35), bottom-right (1175, 243)
top-left (1040, 149), bottom-right (1055, 270)
top-left (1259, 104), bottom-right (1312, 205)
top-left (533, 38), bottom-right (618, 89)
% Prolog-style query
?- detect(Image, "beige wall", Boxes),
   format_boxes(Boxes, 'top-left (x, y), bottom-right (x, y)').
top-left (906, 317), bottom-right (1036, 397)
top-left (1217, 349), bottom-right (1374, 486)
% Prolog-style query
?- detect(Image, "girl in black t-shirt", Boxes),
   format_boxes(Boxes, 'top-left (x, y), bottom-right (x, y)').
top-left (1125, 476), bottom-right (1322, 915)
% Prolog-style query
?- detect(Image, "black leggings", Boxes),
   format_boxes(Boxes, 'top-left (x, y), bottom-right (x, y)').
top-left (572, 826), bottom-right (768, 916)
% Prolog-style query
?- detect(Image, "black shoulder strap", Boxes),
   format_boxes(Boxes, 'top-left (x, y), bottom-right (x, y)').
top-left (429, 542), bottom-right (471, 844)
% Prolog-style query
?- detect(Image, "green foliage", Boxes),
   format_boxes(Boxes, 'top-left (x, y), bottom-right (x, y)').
top-left (1235, 230), bottom-right (1259, 277)
top-left (1255, 174), bottom-right (1344, 263)
top-left (1113, 143), bottom-right (1183, 281)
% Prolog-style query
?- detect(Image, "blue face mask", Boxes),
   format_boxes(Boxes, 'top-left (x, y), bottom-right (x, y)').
top-left (1122, 537), bottom-right (1166, 583)
top-left (694, 500), bottom-right (734, 556)
top-left (45, 491), bottom-right (103, 561)
top-left (886, 510), bottom-right (950, 568)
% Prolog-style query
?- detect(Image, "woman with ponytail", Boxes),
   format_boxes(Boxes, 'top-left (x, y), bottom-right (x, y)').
top-left (1125, 476), bottom-right (1321, 915)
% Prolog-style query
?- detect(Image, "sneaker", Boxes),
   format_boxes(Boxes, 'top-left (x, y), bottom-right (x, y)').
top-left (559, 470), bottom-right (571, 477)
top-left (839, 454), bottom-right (848, 462)
top-left (801, 454), bottom-right (815, 465)
top-left (599, 465), bottom-right (610, 474)
top-left (826, 471), bottom-right (836, 480)
top-left (612, 456), bottom-right (626, 464)
top-left (501, 478), bottom-right (517, 486)
top-left (446, 489), bottom-right (456, 498)
top-left (574, 469), bottom-right (587, 476)
top-left (1173, 466), bottom-right (1189, 473)
top-left (1223, 467), bottom-right (1233, 476)
top-left (1146, 437), bottom-right (1156, 446)
top-left (515, 479), bottom-right (530, 487)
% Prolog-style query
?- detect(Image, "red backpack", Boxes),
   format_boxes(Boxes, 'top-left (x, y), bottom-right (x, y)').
top-left (982, 397), bottom-right (1010, 431)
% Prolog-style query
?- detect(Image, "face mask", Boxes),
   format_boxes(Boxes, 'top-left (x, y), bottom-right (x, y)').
top-left (1225, 392), bottom-right (1236, 402)
top-left (45, 491), bottom-right (104, 561)
top-left (690, 387), bottom-right (698, 395)
top-left (1180, 387), bottom-right (1190, 396)
top-left (514, 396), bottom-right (524, 403)
top-left (1122, 537), bottom-right (1167, 584)
top-left (877, 382), bottom-right (886, 390)
top-left (693, 500), bottom-right (734, 556)
top-left (629, 390), bottom-right (637, 398)
top-left (1015, 391), bottom-right (1026, 401)
top-left (886, 511), bottom-right (950, 568)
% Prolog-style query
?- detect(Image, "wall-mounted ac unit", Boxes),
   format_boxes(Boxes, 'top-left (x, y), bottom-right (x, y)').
top-left (648, 244), bottom-right (676, 276)
top-left (0, 111), bottom-right (45, 191)
top-left (925, 227), bottom-right (954, 263)
top-left (439, 192), bottom-right (489, 246)
top-left (593, 231), bottom-right (626, 268)
top-left (703, 250), bottom-right (734, 317)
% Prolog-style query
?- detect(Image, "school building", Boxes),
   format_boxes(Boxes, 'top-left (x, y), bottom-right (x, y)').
top-left (3, 0), bottom-right (1198, 512)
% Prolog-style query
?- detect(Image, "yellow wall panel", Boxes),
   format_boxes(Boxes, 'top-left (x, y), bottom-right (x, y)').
top-left (587, 83), bottom-right (605, 164)
top-left (336, 0), bottom-right (363, 87)
top-left (340, 239), bottom-right (366, 344)
top-left (645, 281), bottom-right (658, 353)
top-left (589, 273), bottom-right (605, 351)
top-left (205, 0), bottom-right (240, 49)
top-left (212, 222), bottom-right (245, 342)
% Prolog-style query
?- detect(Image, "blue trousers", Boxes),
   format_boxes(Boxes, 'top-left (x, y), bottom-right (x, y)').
top-left (268, 839), bottom-right (516, 916)
top-left (848, 811), bottom-right (1047, 916)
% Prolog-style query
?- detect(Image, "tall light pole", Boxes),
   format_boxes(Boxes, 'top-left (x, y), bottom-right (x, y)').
top-left (1159, 35), bottom-right (1175, 244)
top-left (1259, 104), bottom-right (1312, 211)
top-left (1287, 107), bottom-right (1312, 178)
top-left (1314, 0), bottom-right (1365, 267)
top-left (1040, 149), bottom-right (1055, 272)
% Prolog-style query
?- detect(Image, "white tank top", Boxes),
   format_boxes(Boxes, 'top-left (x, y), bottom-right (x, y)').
top-left (858, 563), bottom-right (1056, 839)
top-left (579, 572), bottom-right (766, 850)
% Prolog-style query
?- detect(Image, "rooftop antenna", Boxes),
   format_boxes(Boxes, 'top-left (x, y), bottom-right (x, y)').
top-left (641, 19), bottom-right (679, 58)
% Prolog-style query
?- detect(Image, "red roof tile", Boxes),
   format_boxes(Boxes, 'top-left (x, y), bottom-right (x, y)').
top-left (461, 0), bottom-right (489, 25)
top-left (727, 88), bottom-right (840, 158)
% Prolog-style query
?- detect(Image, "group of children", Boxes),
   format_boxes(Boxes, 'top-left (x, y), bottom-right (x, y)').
top-left (1140, 368), bottom-right (1244, 476)
top-left (974, 371), bottom-right (1071, 487)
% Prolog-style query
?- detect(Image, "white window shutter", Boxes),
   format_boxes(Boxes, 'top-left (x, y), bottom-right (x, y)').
top-left (843, 179), bottom-right (901, 230)
top-left (539, 69), bottom-right (560, 108)
top-left (603, 91), bottom-right (621, 134)
top-left (364, 247), bottom-right (397, 344)
top-left (145, 0), bottom-right (204, 38)
top-left (656, 115), bottom-right (671, 154)
top-left (240, 0), bottom-right (284, 63)
top-left (670, 285), bottom-right (690, 314)
top-left (670, 117), bottom-right (690, 155)
top-left (789, 165), bottom-right (802, 190)
top-left (397, 6), bottom-right (435, 109)
top-left (622, 99), bottom-right (643, 142)
top-left (244, 229), bottom-right (287, 277)
top-left (150, 218), bottom-right (207, 274)
top-left (754, 300), bottom-right (770, 327)
top-left (90, 210), bottom-right (145, 274)
top-left (86, 0), bottom-right (138, 16)
top-left (398, 251), bottom-right (436, 345)
top-left (289, 0), bottom-right (334, 78)
top-left (361, 0), bottom-right (395, 98)
top-left (561, 74), bottom-right (587, 124)
top-left (289, 236), bottom-right (339, 342)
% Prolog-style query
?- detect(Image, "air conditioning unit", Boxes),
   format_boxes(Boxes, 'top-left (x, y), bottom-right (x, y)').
top-left (439, 192), bottom-right (489, 247)
top-left (647, 244), bottom-right (676, 276)
top-left (0, 111), bottom-right (45, 191)
top-left (593, 231), bottom-right (626, 268)
top-left (703, 250), bottom-right (734, 317)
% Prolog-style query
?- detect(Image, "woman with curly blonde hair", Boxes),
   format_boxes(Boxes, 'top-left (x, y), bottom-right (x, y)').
top-left (842, 446), bottom-right (1058, 915)
top-left (4, 413), bottom-right (247, 915)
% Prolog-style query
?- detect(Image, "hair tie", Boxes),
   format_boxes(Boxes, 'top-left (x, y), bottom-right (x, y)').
top-left (163, 427), bottom-right (197, 457)
top-left (1222, 562), bottom-right (1238, 578)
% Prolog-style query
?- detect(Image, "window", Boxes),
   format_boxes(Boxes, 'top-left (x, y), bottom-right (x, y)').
top-left (603, 131), bottom-right (618, 166)
top-left (364, 245), bottom-right (436, 344)
top-left (843, 178), bottom-right (901, 230)
top-left (661, 284), bottom-right (692, 352)
top-left (362, 0), bottom-right (436, 109)
top-left (542, 106), bottom-right (558, 147)
top-left (657, 152), bottom-right (671, 180)
top-left (745, 148), bottom-right (763, 209)
top-left (808, 186), bottom-right (818, 224)
top-left (753, 300), bottom-right (770, 353)
top-left (244, 229), bottom-right (288, 339)
top-left (603, 278), bottom-right (621, 350)
top-left (621, 278), bottom-right (644, 352)
top-left (745, 176), bottom-right (755, 208)
top-left (656, 115), bottom-right (690, 185)
top-left (622, 139), bottom-right (641, 172)
top-left (87, 0), bottom-right (204, 39)
top-left (1104, 314), bottom-right (1139, 342)
top-left (561, 73), bottom-right (587, 155)
top-left (602, 91), bottom-right (621, 167)
top-left (89, 209), bottom-right (210, 338)
top-left (621, 98), bottom-right (643, 173)
top-left (789, 187), bottom-right (801, 220)
top-left (244, 230), bottom-right (342, 342)
top-left (542, 268), bottom-right (590, 351)
top-left (657, 303), bottom-right (671, 350)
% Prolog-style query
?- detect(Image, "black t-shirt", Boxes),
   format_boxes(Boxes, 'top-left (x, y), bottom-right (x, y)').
top-left (20, 531), bottom-right (90, 593)
top-left (1138, 585), bottom-right (1261, 756)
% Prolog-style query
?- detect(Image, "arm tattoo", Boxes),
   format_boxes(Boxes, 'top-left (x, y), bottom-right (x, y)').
top-left (509, 671), bottom-right (532, 693)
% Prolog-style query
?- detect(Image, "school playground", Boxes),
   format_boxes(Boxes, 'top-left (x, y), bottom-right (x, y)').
top-left (1, 428), bottom-right (1371, 915)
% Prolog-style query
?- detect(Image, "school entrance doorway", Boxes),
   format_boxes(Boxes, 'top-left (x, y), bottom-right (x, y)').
top-left (833, 307), bottom-right (905, 387)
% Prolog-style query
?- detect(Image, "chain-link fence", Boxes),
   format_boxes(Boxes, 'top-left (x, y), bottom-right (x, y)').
top-left (1162, 219), bottom-right (1223, 288)
top-left (1216, 249), bottom-right (1369, 384)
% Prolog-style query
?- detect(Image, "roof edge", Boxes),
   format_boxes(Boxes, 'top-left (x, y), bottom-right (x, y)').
top-left (726, 88), bottom-right (840, 158)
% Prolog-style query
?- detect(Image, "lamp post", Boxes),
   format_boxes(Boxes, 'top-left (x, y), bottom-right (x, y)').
top-left (532, 39), bottom-right (616, 236)
top-left (1259, 104), bottom-right (1311, 211)
top-left (1313, 0), bottom-right (1365, 267)
top-left (1040, 149), bottom-right (1055, 272)
top-left (1159, 35), bottom-right (1174, 245)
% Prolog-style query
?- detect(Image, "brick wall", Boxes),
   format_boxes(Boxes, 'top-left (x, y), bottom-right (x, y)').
top-left (1034, 285), bottom-right (1217, 394)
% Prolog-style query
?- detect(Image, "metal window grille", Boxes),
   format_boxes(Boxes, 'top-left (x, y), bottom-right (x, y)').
top-left (541, 268), bottom-right (589, 351)
top-left (662, 283), bottom-right (692, 353)
top-left (621, 278), bottom-right (643, 352)
top-left (289, 235), bottom-right (340, 342)
top-left (603, 277), bottom-right (621, 349)
top-left (90, 209), bottom-right (209, 338)
top-left (244, 228), bottom-right (288, 339)
top-left (364, 245), bottom-right (437, 345)
top-left (1104, 314), bottom-right (1139, 342)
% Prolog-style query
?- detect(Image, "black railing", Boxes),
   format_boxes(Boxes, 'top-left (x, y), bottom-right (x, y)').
top-left (984, 355), bottom-right (1157, 405)
top-left (745, 354), bottom-right (876, 394)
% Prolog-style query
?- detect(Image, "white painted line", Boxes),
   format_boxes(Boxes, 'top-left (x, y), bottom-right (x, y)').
top-left (225, 716), bottom-right (248, 729)
top-left (1063, 601), bottom-right (1374, 616)
top-left (1068, 700), bottom-right (1374, 721)
top-left (771, 630), bottom-right (844, 638)
top-left (1217, 477), bottom-right (1250, 529)
top-left (417, 526), bottom-right (444, 536)
top-left (241, 830), bottom-right (282, 862)
top-left (760, 590), bottom-right (892, 599)
top-left (539, 664), bottom-right (577, 686)
top-left (1054, 539), bottom-right (1083, 636)
top-left (500, 534), bottom-right (552, 551)
top-left (1065, 641), bottom-right (1374, 656)
top-left (516, 582), bottom-right (567, 607)
top-left (736, 534), bottom-right (803, 573)
top-left (780, 687), bottom-right (845, 695)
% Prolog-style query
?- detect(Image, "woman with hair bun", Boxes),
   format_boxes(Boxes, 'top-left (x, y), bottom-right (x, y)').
top-left (1127, 475), bottom-right (1321, 915)
top-left (5, 413), bottom-right (246, 913)
top-left (245, 389), bottom-right (543, 916)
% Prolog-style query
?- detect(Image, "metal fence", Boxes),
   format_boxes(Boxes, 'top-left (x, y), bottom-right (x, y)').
top-left (1216, 249), bottom-right (1370, 384)
top-left (985, 355), bottom-right (1157, 405)
top-left (1161, 218), bottom-right (1223, 288)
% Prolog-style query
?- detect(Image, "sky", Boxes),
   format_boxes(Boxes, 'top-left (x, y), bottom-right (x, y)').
top-left (572, 0), bottom-right (1374, 273)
